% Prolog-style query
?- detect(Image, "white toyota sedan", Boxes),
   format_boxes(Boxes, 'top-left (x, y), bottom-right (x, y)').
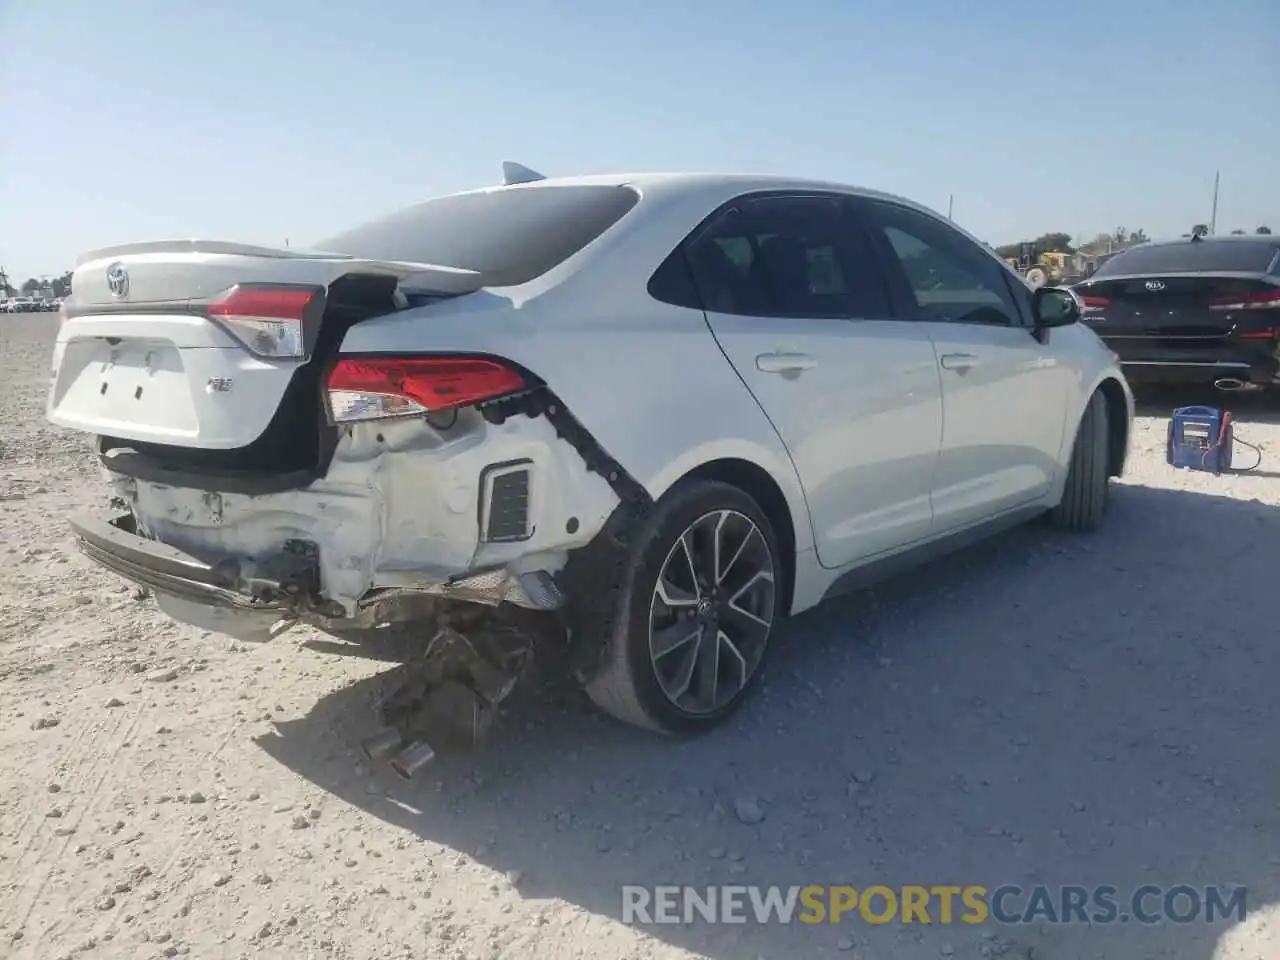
top-left (47, 165), bottom-right (1132, 774)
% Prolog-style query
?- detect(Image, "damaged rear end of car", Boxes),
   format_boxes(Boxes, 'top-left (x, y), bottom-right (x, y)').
top-left (49, 177), bottom-right (652, 772)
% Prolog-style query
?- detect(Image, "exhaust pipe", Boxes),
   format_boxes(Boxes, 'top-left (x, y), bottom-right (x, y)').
top-left (389, 741), bottom-right (437, 779)
top-left (360, 728), bottom-right (403, 763)
top-left (1214, 378), bottom-right (1261, 393)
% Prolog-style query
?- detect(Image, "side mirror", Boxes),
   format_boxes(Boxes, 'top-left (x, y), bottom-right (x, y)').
top-left (1032, 286), bottom-right (1079, 332)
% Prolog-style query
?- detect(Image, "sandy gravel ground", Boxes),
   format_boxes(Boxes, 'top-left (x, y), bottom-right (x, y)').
top-left (1, 310), bottom-right (1277, 960)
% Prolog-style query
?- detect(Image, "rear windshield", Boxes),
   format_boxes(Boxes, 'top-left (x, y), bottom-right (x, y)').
top-left (1092, 240), bottom-right (1279, 277)
top-left (314, 183), bottom-right (640, 288)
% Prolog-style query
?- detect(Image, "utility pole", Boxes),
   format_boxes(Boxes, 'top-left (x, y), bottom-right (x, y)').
top-left (1210, 170), bottom-right (1220, 236)
top-left (947, 194), bottom-right (954, 219)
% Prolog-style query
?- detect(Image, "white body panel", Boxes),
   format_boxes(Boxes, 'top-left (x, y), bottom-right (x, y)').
top-left (341, 293), bottom-right (815, 556)
top-left (50, 311), bottom-right (304, 448)
top-left (922, 321), bottom-right (1072, 532)
top-left (697, 312), bottom-right (942, 568)
top-left (48, 172), bottom-right (1133, 636)
top-left (48, 245), bottom-right (481, 448)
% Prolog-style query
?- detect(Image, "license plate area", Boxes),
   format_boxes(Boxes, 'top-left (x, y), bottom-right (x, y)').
top-left (52, 337), bottom-right (201, 438)
top-left (96, 340), bottom-right (187, 406)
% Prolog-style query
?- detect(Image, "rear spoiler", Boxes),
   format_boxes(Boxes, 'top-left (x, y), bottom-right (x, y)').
top-left (75, 238), bottom-right (360, 265)
top-left (75, 239), bottom-right (484, 296)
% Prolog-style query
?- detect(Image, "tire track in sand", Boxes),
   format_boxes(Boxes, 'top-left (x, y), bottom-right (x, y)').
top-left (2, 688), bottom-right (147, 951)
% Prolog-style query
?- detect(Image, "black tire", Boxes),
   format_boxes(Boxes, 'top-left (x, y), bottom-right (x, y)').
top-left (583, 479), bottom-right (782, 734)
top-left (1048, 390), bottom-right (1110, 531)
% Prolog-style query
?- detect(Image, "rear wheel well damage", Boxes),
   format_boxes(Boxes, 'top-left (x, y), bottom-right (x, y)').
top-left (556, 454), bottom-right (797, 688)
top-left (360, 388), bottom-right (664, 773)
top-left (1096, 377), bottom-right (1129, 477)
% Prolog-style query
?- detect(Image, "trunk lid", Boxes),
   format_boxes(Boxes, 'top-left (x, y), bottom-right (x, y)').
top-left (48, 241), bottom-right (482, 451)
top-left (1076, 274), bottom-right (1280, 342)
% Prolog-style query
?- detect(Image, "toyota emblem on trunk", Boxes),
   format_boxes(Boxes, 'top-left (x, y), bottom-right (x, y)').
top-left (1144, 280), bottom-right (1165, 291)
top-left (106, 262), bottom-right (129, 298)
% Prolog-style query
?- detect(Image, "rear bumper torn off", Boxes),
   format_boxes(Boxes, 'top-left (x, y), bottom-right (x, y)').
top-left (73, 402), bottom-right (634, 629)
top-left (70, 511), bottom-right (300, 612)
top-left (69, 509), bottom-right (571, 630)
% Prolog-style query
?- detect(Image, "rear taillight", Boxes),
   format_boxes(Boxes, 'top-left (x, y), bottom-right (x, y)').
top-left (325, 356), bottom-right (528, 423)
top-left (1080, 295), bottom-right (1109, 313)
top-left (208, 284), bottom-right (325, 359)
top-left (1208, 289), bottom-right (1280, 312)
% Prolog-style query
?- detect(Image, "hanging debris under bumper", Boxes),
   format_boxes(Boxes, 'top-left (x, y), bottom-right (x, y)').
top-left (66, 384), bottom-right (658, 766)
top-left (69, 512), bottom-right (311, 613)
top-left (360, 604), bottom-right (547, 777)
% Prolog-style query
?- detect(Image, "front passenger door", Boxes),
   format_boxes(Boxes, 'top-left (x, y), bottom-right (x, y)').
top-left (686, 194), bottom-right (943, 569)
top-left (855, 198), bottom-right (1072, 533)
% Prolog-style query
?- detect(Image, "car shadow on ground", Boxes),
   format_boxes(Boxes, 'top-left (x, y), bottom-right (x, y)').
top-left (256, 482), bottom-right (1278, 960)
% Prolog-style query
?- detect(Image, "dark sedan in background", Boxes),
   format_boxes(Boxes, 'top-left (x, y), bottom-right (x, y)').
top-left (1072, 235), bottom-right (1280, 395)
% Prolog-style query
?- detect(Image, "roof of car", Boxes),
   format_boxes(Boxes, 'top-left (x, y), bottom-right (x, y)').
top-left (470, 170), bottom-right (942, 214)
top-left (1139, 234), bottom-right (1278, 249)
top-left (540, 170), bottom-right (994, 247)
top-left (535, 170), bottom-right (873, 189)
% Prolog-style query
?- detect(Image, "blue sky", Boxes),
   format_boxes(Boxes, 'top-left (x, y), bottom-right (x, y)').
top-left (2, 0), bottom-right (1276, 281)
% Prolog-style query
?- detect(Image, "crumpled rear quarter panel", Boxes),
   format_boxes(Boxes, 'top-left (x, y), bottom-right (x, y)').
top-left (110, 411), bottom-right (620, 615)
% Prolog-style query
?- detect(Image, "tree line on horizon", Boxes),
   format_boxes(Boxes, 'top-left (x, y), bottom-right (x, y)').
top-left (0, 269), bottom-right (72, 299)
top-left (992, 224), bottom-right (1272, 259)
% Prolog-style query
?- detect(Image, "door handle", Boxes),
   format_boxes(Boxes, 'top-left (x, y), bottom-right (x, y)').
top-left (939, 352), bottom-right (978, 372)
top-left (756, 352), bottom-right (818, 374)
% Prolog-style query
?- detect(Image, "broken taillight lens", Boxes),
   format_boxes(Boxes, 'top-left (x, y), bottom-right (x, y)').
top-left (208, 284), bottom-right (324, 359)
top-left (325, 356), bottom-right (529, 423)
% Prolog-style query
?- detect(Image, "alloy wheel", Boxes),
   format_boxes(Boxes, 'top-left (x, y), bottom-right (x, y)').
top-left (647, 509), bottom-right (776, 715)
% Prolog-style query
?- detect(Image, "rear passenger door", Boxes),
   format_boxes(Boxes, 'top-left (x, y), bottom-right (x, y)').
top-left (684, 194), bottom-right (943, 569)
top-left (853, 198), bottom-right (1072, 532)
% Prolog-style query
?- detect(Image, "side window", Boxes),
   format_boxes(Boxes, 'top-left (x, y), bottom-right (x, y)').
top-left (866, 202), bottom-right (1022, 326)
top-left (684, 196), bottom-right (890, 319)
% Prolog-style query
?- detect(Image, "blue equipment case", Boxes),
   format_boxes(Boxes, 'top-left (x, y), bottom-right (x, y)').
top-left (1166, 406), bottom-right (1233, 474)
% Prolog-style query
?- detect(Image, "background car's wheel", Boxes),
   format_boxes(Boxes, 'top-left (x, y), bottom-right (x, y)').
top-left (584, 479), bottom-right (782, 734)
top-left (1047, 390), bottom-right (1110, 531)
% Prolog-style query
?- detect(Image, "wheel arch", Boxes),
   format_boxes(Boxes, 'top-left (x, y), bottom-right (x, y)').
top-left (678, 457), bottom-right (799, 619)
top-left (1095, 376), bottom-right (1130, 477)
top-left (1049, 372), bottom-right (1131, 507)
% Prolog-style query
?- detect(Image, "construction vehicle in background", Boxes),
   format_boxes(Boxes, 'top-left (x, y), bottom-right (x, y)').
top-left (1003, 241), bottom-right (1072, 288)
